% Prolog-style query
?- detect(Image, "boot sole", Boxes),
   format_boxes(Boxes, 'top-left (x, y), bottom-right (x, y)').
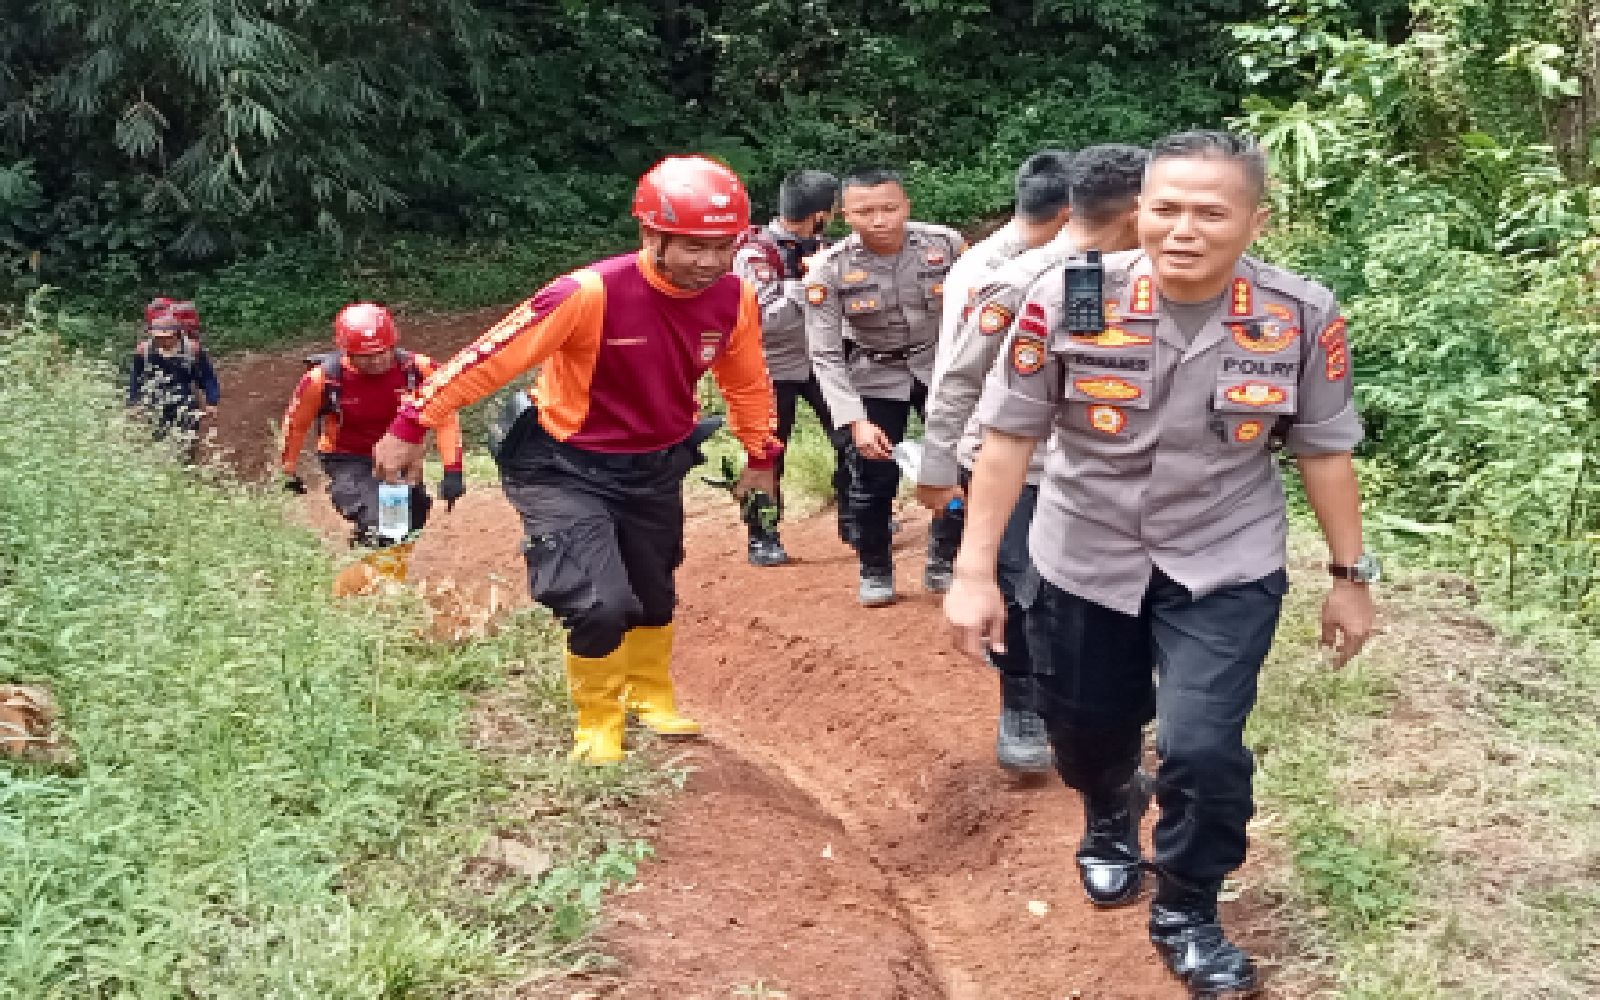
top-left (1189, 978), bottom-right (1261, 1000)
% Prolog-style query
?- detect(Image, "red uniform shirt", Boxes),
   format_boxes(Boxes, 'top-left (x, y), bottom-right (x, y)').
top-left (281, 354), bottom-right (463, 473)
top-left (391, 250), bottom-right (780, 465)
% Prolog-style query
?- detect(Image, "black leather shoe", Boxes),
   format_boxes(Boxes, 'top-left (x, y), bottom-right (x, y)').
top-left (1149, 878), bottom-right (1261, 998)
top-left (1075, 773), bottom-right (1151, 907)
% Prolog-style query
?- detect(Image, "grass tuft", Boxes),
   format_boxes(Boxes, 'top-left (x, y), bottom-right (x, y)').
top-left (0, 292), bottom-right (664, 996)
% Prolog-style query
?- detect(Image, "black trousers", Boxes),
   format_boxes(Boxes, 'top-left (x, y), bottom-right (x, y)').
top-left (772, 376), bottom-right (851, 525)
top-left (320, 454), bottom-right (432, 542)
top-left (500, 431), bottom-right (697, 658)
top-left (849, 383), bottom-right (964, 571)
top-left (1027, 569), bottom-right (1287, 884)
top-left (990, 476), bottom-right (1039, 680)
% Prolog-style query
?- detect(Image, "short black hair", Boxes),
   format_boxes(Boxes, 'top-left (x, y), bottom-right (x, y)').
top-left (1014, 150), bottom-right (1075, 223)
top-left (841, 167), bottom-right (905, 194)
top-left (1147, 130), bottom-right (1267, 202)
top-left (1069, 144), bottom-right (1148, 226)
top-left (778, 169), bottom-right (840, 220)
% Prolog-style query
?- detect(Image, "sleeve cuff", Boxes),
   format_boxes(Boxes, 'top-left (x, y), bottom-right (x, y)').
top-left (1285, 403), bottom-right (1364, 456)
top-left (975, 385), bottom-right (1056, 440)
top-left (918, 443), bottom-right (961, 487)
top-left (388, 408), bottom-right (428, 445)
top-left (745, 439), bottom-right (784, 471)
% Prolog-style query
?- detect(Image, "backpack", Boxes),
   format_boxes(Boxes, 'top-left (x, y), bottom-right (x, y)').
top-left (140, 334), bottom-right (201, 369)
top-left (735, 225), bottom-right (786, 277)
top-left (304, 349), bottom-right (421, 422)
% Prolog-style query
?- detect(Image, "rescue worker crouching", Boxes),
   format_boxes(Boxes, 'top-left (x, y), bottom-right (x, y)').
top-left (371, 155), bottom-right (782, 765)
top-left (279, 303), bottom-right (465, 566)
top-left (805, 168), bottom-right (966, 606)
top-left (128, 297), bottom-right (221, 457)
top-left (732, 168), bottom-right (852, 566)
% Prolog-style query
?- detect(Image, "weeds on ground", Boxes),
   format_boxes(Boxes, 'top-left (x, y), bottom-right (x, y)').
top-left (0, 293), bottom-right (666, 996)
top-left (1250, 527), bottom-right (1600, 998)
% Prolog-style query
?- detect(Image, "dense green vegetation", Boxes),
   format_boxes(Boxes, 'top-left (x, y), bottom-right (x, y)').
top-left (3, 0), bottom-right (1267, 324)
top-left (1234, 0), bottom-right (1600, 622)
top-left (0, 293), bottom-right (667, 996)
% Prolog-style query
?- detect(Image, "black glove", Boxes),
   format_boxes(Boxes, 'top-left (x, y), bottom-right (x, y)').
top-left (440, 470), bottom-right (465, 511)
top-left (282, 474), bottom-right (307, 495)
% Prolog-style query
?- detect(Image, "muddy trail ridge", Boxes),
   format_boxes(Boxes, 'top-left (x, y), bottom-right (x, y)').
top-left (213, 313), bottom-right (1280, 999)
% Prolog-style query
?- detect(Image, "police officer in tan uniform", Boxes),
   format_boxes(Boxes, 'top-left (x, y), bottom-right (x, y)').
top-left (920, 145), bottom-right (1145, 773)
top-left (948, 131), bottom-right (1377, 999)
top-left (807, 168), bottom-right (966, 605)
top-left (733, 169), bottom-right (849, 565)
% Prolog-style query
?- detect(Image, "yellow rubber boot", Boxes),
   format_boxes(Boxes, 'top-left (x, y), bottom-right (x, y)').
top-left (366, 541), bottom-right (414, 583)
top-left (622, 624), bottom-right (701, 736)
top-left (565, 648), bottom-right (627, 764)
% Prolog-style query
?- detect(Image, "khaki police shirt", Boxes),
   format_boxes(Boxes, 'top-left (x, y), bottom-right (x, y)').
top-left (805, 221), bottom-right (966, 429)
top-left (732, 220), bottom-right (814, 383)
top-left (975, 250), bottom-right (1363, 614)
top-left (922, 225), bottom-right (1071, 487)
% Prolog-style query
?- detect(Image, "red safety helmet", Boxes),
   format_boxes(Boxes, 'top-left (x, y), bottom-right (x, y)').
top-left (333, 303), bottom-right (398, 355)
top-left (632, 155), bottom-right (750, 237)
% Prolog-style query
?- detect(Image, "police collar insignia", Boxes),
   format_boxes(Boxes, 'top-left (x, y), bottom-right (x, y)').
top-left (1130, 275), bottom-right (1154, 315)
top-left (1229, 277), bottom-right (1253, 317)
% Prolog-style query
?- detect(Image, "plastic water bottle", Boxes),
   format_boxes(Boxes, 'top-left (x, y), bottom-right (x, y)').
top-left (377, 482), bottom-right (411, 543)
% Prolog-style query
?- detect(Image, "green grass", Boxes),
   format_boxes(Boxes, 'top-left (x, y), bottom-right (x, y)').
top-left (0, 294), bottom-right (666, 997)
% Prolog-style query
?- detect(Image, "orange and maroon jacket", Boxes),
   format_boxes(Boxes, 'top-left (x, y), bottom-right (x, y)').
top-left (389, 250), bottom-right (781, 467)
top-left (281, 354), bottom-right (463, 474)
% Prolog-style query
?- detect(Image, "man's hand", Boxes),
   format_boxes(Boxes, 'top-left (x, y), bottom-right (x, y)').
top-left (440, 470), bottom-right (465, 511)
top-left (373, 432), bottom-right (426, 485)
top-left (282, 473), bottom-right (307, 495)
top-left (944, 574), bottom-right (1008, 662)
top-left (734, 465), bottom-right (777, 501)
top-left (1321, 580), bottom-right (1376, 666)
top-left (851, 420), bottom-right (892, 461)
top-left (917, 483), bottom-right (963, 512)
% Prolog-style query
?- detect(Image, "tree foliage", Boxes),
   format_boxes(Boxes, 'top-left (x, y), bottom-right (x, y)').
top-left (1, 0), bottom-right (1264, 292)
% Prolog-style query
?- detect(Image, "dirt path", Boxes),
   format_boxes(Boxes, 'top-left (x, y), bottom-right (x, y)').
top-left (212, 330), bottom-right (1282, 1000)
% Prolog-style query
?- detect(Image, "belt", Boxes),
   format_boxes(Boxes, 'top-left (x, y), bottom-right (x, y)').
top-left (537, 416), bottom-right (724, 474)
top-left (857, 341), bottom-right (935, 363)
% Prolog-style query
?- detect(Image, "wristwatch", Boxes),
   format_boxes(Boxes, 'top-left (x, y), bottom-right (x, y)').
top-left (1328, 552), bottom-right (1382, 584)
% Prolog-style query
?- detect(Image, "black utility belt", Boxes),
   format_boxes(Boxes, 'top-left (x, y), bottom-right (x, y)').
top-left (856, 341), bottom-right (935, 363)
top-left (548, 433), bottom-right (681, 473)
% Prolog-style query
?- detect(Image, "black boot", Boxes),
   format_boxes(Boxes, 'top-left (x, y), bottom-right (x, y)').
top-left (995, 673), bottom-right (1052, 773)
top-left (1149, 873), bottom-right (1260, 998)
top-left (1075, 772), bottom-right (1151, 906)
top-left (747, 527), bottom-right (789, 567)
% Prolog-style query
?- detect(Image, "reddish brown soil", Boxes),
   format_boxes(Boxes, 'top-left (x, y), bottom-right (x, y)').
top-left (213, 326), bottom-right (1287, 1000)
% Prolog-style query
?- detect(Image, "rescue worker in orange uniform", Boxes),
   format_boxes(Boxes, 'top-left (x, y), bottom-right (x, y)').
top-left (280, 303), bottom-right (465, 549)
top-left (372, 156), bottom-right (782, 764)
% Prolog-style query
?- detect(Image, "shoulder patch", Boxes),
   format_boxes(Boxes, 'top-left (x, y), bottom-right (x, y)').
top-left (1012, 335), bottom-right (1048, 375)
top-left (978, 302), bottom-right (1013, 335)
top-left (806, 285), bottom-right (829, 306)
